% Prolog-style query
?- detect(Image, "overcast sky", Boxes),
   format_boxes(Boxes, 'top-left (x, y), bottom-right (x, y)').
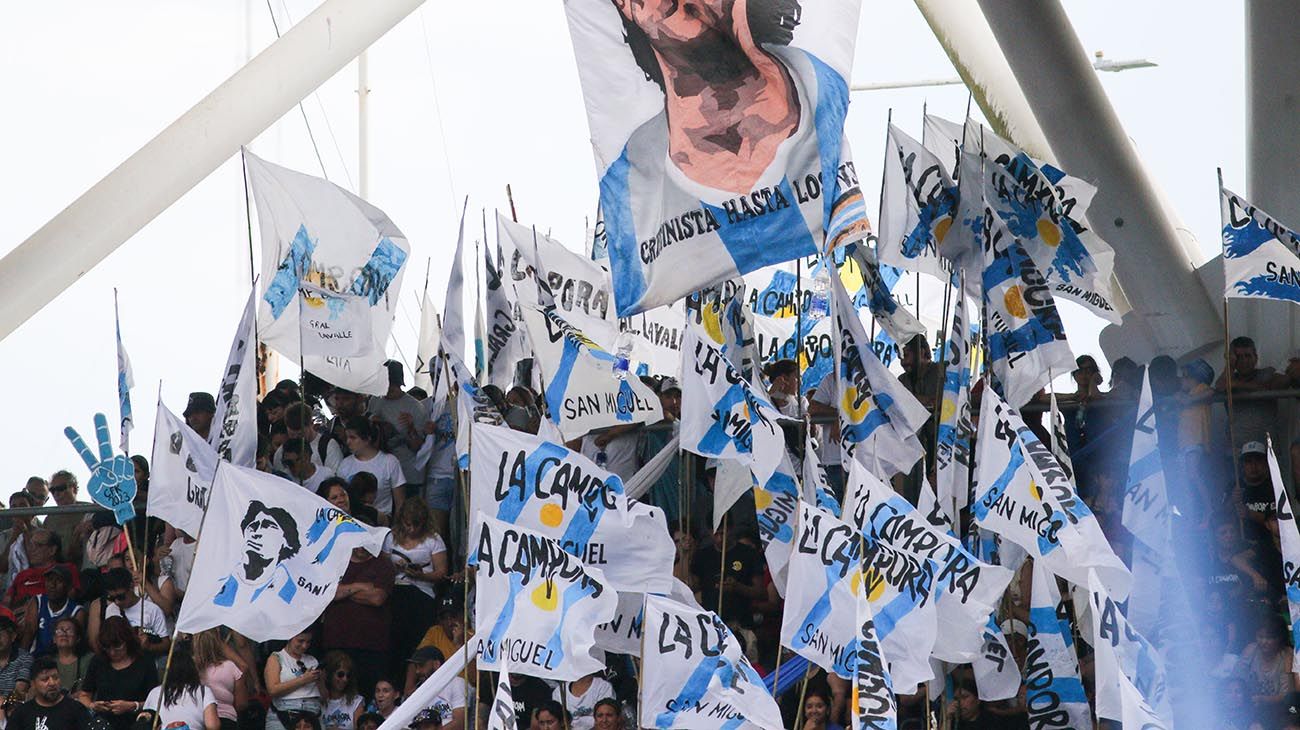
top-left (0, 1), bottom-right (1244, 496)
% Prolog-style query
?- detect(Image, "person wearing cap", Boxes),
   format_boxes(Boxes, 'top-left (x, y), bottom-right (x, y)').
top-left (184, 392), bottom-right (218, 441)
top-left (404, 646), bottom-right (465, 730)
top-left (368, 361), bottom-right (430, 492)
top-left (1234, 441), bottom-right (1283, 555)
top-left (1215, 336), bottom-right (1286, 450)
top-left (409, 706), bottom-right (442, 729)
top-left (414, 597), bottom-right (465, 678)
top-left (20, 562), bottom-right (81, 656)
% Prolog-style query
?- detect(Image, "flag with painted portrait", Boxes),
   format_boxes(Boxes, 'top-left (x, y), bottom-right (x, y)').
top-left (565, 0), bottom-right (871, 316)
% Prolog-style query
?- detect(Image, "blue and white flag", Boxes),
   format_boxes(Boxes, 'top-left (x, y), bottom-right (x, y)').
top-left (1026, 562), bottom-right (1092, 730)
top-left (1267, 437), bottom-right (1300, 673)
top-left (974, 390), bottom-right (1132, 599)
top-left (498, 214), bottom-right (616, 327)
top-left (519, 304), bottom-right (663, 440)
top-left (829, 265), bottom-right (929, 478)
top-left (803, 430), bottom-right (841, 517)
top-left (846, 244), bottom-right (927, 349)
top-left (176, 463), bottom-right (388, 641)
top-left (211, 288), bottom-right (260, 467)
top-left (246, 149), bottom-right (409, 395)
top-left (975, 174), bottom-right (1075, 408)
top-left (445, 349), bottom-right (503, 471)
top-left (680, 320), bottom-right (788, 486)
top-left (971, 616), bottom-right (1021, 702)
top-left (934, 283), bottom-right (974, 517)
top-left (468, 422), bottom-right (674, 593)
top-left (755, 462), bottom-right (801, 597)
top-left (1088, 572), bottom-right (1172, 729)
top-left (843, 461), bottom-right (1012, 668)
top-left (595, 577), bottom-right (700, 657)
top-left (1123, 372), bottom-right (1173, 637)
top-left (878, 123), bottom-right (958, 282)
top-left (1221, 186), bottom-right (1300, 303)
top-left (565, 0), bottom-right (870, 317)
top-left (641, 594), bottom-right (785, 729)
top-left (148, 403), bottom-right (218, 538)
top-left (470, 515), bottom-right (617, 681)
top-left (485, 665), bottom-right (515, 730)
top-left (483, 237), bottom-right (530, 390)
top-left (782, 502), bottom-right (899, 730)
top-left (114, 292), bottom-right (134, 454)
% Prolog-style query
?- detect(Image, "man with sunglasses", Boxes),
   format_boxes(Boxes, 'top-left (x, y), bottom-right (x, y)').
top-left (90, 568), bottom-right (169, 658)
top-left (43, 471), bottom-right (91, 566)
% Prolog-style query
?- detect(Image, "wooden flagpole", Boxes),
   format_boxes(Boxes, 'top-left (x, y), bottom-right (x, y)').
top-left (1218, 169), bottom-right (1245, 538)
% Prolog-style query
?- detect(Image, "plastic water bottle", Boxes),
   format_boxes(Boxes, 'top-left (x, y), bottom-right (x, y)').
top-left (595, 450), bottom-right (608, 468)
top-left (808, 265), bottom-right (832, 318)
top-left (612, 333), bottom-right (633, 381)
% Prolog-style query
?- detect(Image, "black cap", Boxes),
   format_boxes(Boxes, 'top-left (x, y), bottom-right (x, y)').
top-left (45, 565), bottom-right (72, 584)
top-left (408, 646), bottom-right (445, 664)
top-left (436, 594), bottom-right (462, 618)
top-left (184, 392), bottom-right (217, 417)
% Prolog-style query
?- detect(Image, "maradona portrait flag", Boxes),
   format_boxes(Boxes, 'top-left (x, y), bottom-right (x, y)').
top-left (1221, 186), bottom-right (1300, 303)
top-left (176, 463), bottom-right (388, 642)
top-left (469, 422), bottom-right (675, 593)
top-left (469, 515), bottom-right (617, 681)
top-left (1026, 562), bottom-right (1091, 730)
top-left (565, 0), bottom-right (870, 316)
top-left (641, 594), bottom-right (784, 729)
top-left (974, 391), bottom-right (1131, 599)
top-left (680, 320), bottom-right (788, 486)
top-left (149, 403), bottom-right (218, 538)
top-left (247, 150), bottom-right (409, 395)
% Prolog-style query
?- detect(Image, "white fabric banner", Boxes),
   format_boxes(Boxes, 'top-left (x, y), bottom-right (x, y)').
top-left (565, 0), bottom-right (870, 316)
top-left (1268, 437), bottom-right (1300, 674)
top-left (210, 288), bottom-right (259, 467)
top-left (148, 403), bottom-right (218, 538)
top-left (619, 302), bottom-right (685, 378)
top-left (878, 123), bottom-right (958, 281)
top-left (934, 284), bottom-right (974, 516)
top-left (520, 304), bottom-right (662, 440)
top-left (442, 200), bottom-right (471, 364)
top-left (247, 149), bottom-right (407, 396)
top-left (296, 280), bottom-right (374, 358)
top-left (754, 469), bottom-right (800, 598)
top-left (1025, 563), bottom-right (1092, 730)
top-left (974, 391), bottom-right (1132, 599)
top-left (1088, 572), bottom-right (1171, 728)
top-left (595, 577), bottom-right (699, 657)
top-left (640, 595), bottom-right (784, 729)
top-left (469, 515), bottom-right (618, 681)
top-left (378, 636), bottom-right (472, 730)
top-left (1222, 186), bottom-right (1300, 302)
top-left (176, 463), bottom-right (388, 641)
top-left (971, 616), bottom-right (1021, 702)
top-left (483, 242), bottom-right (530, 390)
top-left (498, 214), bottom-right (616, 325)
top-left (413, 292), bottom-right (443, 394)
top-left (830, 268), bottom-right (929, 478)
top-left (484, 664), bottom-right (515, 730)
top-left (1122, 372), bottom-right (1173, 637)
top-left (469, 423), bottom-right (674, 593)
top-left (115, 300), bottom-right (134, 454)
top-left (680, 321), bottom-right (788, 486)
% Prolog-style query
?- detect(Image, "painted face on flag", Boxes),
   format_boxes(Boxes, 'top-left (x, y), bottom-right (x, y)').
top-left (240, 502), bottom-right (299, 582)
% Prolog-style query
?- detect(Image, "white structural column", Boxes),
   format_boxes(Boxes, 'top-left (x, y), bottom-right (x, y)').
top-left (0, 0), bottom-right (425, 342)
top-left (975, 0), bottom-right (1222, 362)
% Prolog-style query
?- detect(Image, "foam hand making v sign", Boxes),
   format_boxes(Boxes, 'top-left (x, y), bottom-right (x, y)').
top-left (65, 413), bottom-right (137, 524)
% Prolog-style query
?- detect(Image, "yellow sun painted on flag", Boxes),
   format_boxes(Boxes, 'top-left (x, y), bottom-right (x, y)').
top-left (303, 291), bottom-right (325, 309)
top-left (841, 387), bottom-right (872, 422)
top-left (864, 567), bottom-right (886, 602)
top-left (940, 396), bottom-right (956, 422)
top-left (1003, 286), bottom-right (1028, 319)
top-left (531, 578), bottom-right (559, 611)
top-left (1037, 219), bottom-right (1062, 247)
top-left (753, 488), bottom-right (774, 510)
top-left (540, 503), bottom-right (564, 528)
top-left (935, 216), bottom-right (953, 244)
top-left (701, 305), bottom-right (725, 345)
top-left (1029, 479), bottom-right (1043, 501)
top-left (849, 567), bottom-right (865, 597)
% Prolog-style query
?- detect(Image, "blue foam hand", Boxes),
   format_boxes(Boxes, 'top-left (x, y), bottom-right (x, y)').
top-left (64, 413), bottom-right (137, 525)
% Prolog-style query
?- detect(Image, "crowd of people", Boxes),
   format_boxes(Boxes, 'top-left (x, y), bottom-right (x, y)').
top-left (2, 336), bottom-right (1300, 730)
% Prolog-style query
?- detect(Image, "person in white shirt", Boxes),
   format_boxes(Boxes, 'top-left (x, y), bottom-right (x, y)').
top-left (407, 647), bottom-right (465, 730)
top-left (367, 362), bottom-right (430, 489)
top-left (140, 643), bottom-right (219, 730)
top-left (282, 438), bottom-right (337, 492)
top-left (274, 403), bottom-right (345, 474)
top-left (763, 358), bottom-right (806, 418)
top-left (808, 372), bottom-right (845, 496)
top-left (580, 426), bottom-right (642, 481)
top-left (552, 671), bottom-right (616, 730)
top-left (91, 568), bottom-right (170, 658)
top-left (336, 418), bottom-right (407, 521)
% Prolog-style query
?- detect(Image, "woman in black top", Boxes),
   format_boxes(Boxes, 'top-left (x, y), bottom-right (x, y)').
top-left (76, 616), bottom-right (158, 729)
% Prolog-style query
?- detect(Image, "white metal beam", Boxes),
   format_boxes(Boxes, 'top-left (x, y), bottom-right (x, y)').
top-left (0, 0), bottom-right (425, 341)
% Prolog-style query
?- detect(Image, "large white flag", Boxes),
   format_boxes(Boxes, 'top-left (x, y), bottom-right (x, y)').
top-left (754, 468), bottom-right (801, 597)
top-left (469, 515), bottom-right (617, 681)
top-left (1122, 372), bottom-right (1173, 637)
top-left (483, 242), bottom-right (530, 390)
top-left (1267, 437), bottom-right (1300, 673)
top-left (446, 349), bottom-right (503, 470)
top-left (878, 123), bottom-right (958, 281)
top-left (680, 321), bottom-right (788, 486)
top-left (176, 463), bottom-right (388, 641)
top-left (246, 150), bottom-right (408, 395)
top-left (934, 283), bottom-right (974, 516)
top-left (843, 461), bottom-right (1012, 666)
top-left (114, 294), bottom-right (134, 454)
top-left (1088, 572), bottom-right (1171, 728)
top-left (498, 214), bottom-right (616, 325)
top-left (442, 201), bottom-right (471, 364)
top-left (640, 595), bottom-right (784, 729)
top-left (564, 0), bottom-right (869, 317)
top-left (484, 665), bottom-right (516, 730)
top-left (829, 268), bottom-right (929, 477)
top-left (520, 304), bottom-right (662, 439)
top-left (974, 391), bottom-right (1131, 599)
top-left (1221, 186), bottom-right (1300, 303)
top-left (594, 578), bottom-right (700, 657)
top-left (148, 403), bottom-right (218, 537)
top-left (211, 288), bottom-right (259, 467)
top-left (469, 423), bottom-right (674, 593)
top-left (1025, 563), bottom-right (1092, 730)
